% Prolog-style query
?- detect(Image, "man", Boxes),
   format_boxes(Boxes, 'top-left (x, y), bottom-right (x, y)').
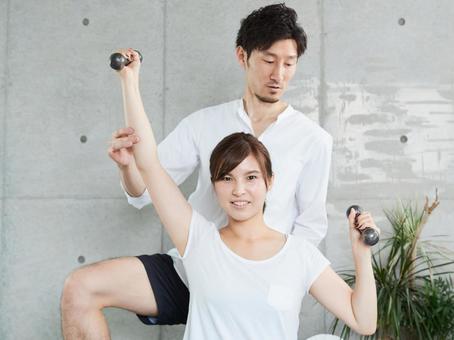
top-left (61, 4), bottom-right (332, 339)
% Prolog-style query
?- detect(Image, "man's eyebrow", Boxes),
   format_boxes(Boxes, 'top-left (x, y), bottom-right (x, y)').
top-left (262, 51), bottom-right (298, 59)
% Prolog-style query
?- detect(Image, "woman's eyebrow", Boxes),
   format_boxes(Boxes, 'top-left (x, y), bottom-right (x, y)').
top-left (225, 170), bottom-right (260, 177)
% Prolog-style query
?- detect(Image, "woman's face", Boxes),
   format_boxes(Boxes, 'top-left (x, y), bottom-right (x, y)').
top-left (213, 154), bottom-right (270, 222)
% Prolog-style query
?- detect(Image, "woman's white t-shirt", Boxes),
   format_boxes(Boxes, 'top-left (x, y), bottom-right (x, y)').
top-left (181, 210), bottom-right (330, 340)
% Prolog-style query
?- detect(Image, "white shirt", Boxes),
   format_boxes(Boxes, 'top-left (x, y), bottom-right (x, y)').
top-left (181, 210), bottom-right (330, 340)
top-left (124, 99), bottom-right (332, 246)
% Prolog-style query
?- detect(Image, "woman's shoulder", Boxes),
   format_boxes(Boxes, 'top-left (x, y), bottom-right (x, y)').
top-left (182, 209), bottom-right (219, 260)
top-left (189, 209), bottom-right (219, 237)
top-left (288, 234), bottom-right (324, 257)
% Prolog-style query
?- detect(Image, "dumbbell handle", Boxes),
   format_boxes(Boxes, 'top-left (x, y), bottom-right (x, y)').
top-left (109, 50), bottom-right (143, 70)
top-left (346, 205), bottom-right (379, 246)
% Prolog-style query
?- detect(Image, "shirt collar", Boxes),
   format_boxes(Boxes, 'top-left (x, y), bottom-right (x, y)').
top-left (236, 99), bottom-right (294, 126)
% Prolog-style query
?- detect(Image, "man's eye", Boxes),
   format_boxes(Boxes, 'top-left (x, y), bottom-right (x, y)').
top-left (264, 60), bottom-right (273, 64)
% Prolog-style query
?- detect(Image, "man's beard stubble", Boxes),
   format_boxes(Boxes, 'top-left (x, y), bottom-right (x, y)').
top-left (255, 93), bottom-right (279, 104)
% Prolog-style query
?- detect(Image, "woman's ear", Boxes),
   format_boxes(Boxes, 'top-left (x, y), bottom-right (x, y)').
top-left (267, 174), bottom-right (275, 191)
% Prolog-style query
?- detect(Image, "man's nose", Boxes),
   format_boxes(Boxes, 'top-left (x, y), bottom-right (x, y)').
top-left (270, 64), bottom-right (284, 82)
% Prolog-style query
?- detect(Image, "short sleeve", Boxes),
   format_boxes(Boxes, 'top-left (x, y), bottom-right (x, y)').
top-left (181, 209), bottom-right (216, 259)
top-left (300, 239), bottom-right (331, 293)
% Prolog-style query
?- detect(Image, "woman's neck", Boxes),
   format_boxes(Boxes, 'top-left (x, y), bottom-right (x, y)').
top-left (224, 213), bottom-right (270, 241)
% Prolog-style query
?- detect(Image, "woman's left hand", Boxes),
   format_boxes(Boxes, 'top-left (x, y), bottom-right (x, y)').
top-left (348, 209), bottom-right (380, 256)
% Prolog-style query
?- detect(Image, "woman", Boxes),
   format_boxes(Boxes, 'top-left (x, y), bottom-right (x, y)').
top-left (116, 49), bottom-right (377, 339)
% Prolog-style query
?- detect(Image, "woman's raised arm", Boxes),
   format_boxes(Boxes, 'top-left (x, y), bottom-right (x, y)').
top-left (116, 48), bottom-right (192, 256)
top-left (309, 210), bottom-right (378, 336)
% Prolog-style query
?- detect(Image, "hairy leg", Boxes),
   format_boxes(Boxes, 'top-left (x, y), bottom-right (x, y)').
top-left (61, 257), bottom-right (157, 340)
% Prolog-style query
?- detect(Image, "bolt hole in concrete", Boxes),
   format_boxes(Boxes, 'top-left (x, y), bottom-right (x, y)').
top-left (398, 17), bottom-right (405, 25)
top-left (82, 18), bottom-right (89, 26)
top-left (80, 135), bottom-right (87, 143)
top-left (400, 135), bottom-right (408, 143)
top-left (78, 256), bottom-right (85, 264)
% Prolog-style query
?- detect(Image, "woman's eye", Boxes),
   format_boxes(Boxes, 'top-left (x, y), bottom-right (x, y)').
top-left (223, 176), bottom-right (232, 181)
top-left (247, 175), bottom-right (257, 180)
top-left (264, 60), bottom-right (273, 64)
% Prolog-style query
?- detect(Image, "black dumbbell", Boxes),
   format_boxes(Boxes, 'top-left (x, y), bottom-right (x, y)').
top-left (346, 205), bottom-right (379, 246)
top-left (109, 50), bottom-right (143, 70)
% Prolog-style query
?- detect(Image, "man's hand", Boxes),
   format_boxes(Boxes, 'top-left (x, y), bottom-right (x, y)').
top-left (108, 127), bottom-right (140, 169)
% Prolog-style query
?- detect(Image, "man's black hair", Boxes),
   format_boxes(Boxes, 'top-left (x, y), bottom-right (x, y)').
top-left (236, 3), bottom-right (307, 60)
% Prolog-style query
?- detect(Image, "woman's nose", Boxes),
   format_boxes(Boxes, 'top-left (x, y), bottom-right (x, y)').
top-left (232, 181), bottom-right (246, 196)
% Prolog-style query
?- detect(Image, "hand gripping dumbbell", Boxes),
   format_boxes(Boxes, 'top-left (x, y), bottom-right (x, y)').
top-left (109, 50), bottom-right (143, 70)
top-left (346, 205), bottom-right (380, 246)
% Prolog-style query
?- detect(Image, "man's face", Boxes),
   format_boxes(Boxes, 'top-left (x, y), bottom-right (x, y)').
top-left (239, 39), bottom-right (298, 104)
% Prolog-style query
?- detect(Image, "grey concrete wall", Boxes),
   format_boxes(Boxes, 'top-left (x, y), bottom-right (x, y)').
top-left (1, 1), bottom-right (453, 339)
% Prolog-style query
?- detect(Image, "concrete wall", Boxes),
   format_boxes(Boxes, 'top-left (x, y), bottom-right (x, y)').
top-left (1, 0), bottom-right (453, 339)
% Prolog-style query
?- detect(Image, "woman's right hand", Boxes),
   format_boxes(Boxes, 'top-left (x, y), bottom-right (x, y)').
top-left (115, 48), bottom-right (142, 82)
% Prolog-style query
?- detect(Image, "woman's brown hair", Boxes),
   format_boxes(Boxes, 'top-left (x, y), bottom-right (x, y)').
top-left (210, 132), bottom-right (273, 188)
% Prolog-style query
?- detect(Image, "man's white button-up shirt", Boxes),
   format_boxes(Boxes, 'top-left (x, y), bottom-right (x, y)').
top-left (124, 99), bottom-right (332, 246)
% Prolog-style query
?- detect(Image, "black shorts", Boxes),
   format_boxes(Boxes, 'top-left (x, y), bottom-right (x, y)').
top-left (136, 254), bottom-right (189, 325)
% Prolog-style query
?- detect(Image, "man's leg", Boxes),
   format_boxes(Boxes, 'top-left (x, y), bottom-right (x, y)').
top-left (61, 256), bottom-right (157, 340)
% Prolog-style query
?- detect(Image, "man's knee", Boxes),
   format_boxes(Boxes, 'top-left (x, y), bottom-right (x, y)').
top-left (61, 266), bottom-right (101, 311)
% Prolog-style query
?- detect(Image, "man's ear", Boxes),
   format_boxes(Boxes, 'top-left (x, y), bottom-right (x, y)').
top-left (236, 46), bottom-right (247, 69)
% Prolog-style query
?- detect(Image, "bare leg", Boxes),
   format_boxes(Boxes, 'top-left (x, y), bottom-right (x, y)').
top-left (61, 257), bottom-right (157, 340)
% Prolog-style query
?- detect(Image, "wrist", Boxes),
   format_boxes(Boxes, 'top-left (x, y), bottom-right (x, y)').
top-left (117, 160), bottom-right (134, 172)
top-left (352, 244), bottom-right (372, 259)
top-left (120, 74), bottom-right (139, 88)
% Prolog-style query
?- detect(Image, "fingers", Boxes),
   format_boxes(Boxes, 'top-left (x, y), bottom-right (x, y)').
top-left (112, 127), bottom-right (135, 139)
top-left (116, 48), bottom-right (141, 63)
top-left (355, 212), bottom-right (380, 233)
top-left (110, 127), bottom-right (140, 151)
top-left (110, 136), bottom-right (140, 150)
top-left (107, 146), bottom-right (116, 157)
top-left (117, 48), bottom-right (133, 60)
top-left (107, 146), bottom-right (121, 162)
top-left (348, 208), bottom-right (357, 226)
top-left (129, 49), bottom-right (141, 62)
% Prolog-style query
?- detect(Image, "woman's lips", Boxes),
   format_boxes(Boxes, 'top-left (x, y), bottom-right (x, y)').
top-left (231, 200), bottom-right (251, 207)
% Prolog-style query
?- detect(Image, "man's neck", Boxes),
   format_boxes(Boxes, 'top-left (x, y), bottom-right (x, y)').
top-left (242, 93), bottom-right (288, 123)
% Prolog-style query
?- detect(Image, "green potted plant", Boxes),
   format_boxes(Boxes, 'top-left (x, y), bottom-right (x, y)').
top-left (331, 191), bottom-right (454, 339)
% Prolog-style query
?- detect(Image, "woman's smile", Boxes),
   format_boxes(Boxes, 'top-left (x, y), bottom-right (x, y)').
top-left (231, 200), bottom-right (252, 208)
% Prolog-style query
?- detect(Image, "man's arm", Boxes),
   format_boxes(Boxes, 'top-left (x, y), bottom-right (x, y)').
top-left (292, 134), bottom-right (333, 246)
top-left (108, 127), bottom-right (147, 198)
top-left (111, 105), bottom-right (199, 210)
